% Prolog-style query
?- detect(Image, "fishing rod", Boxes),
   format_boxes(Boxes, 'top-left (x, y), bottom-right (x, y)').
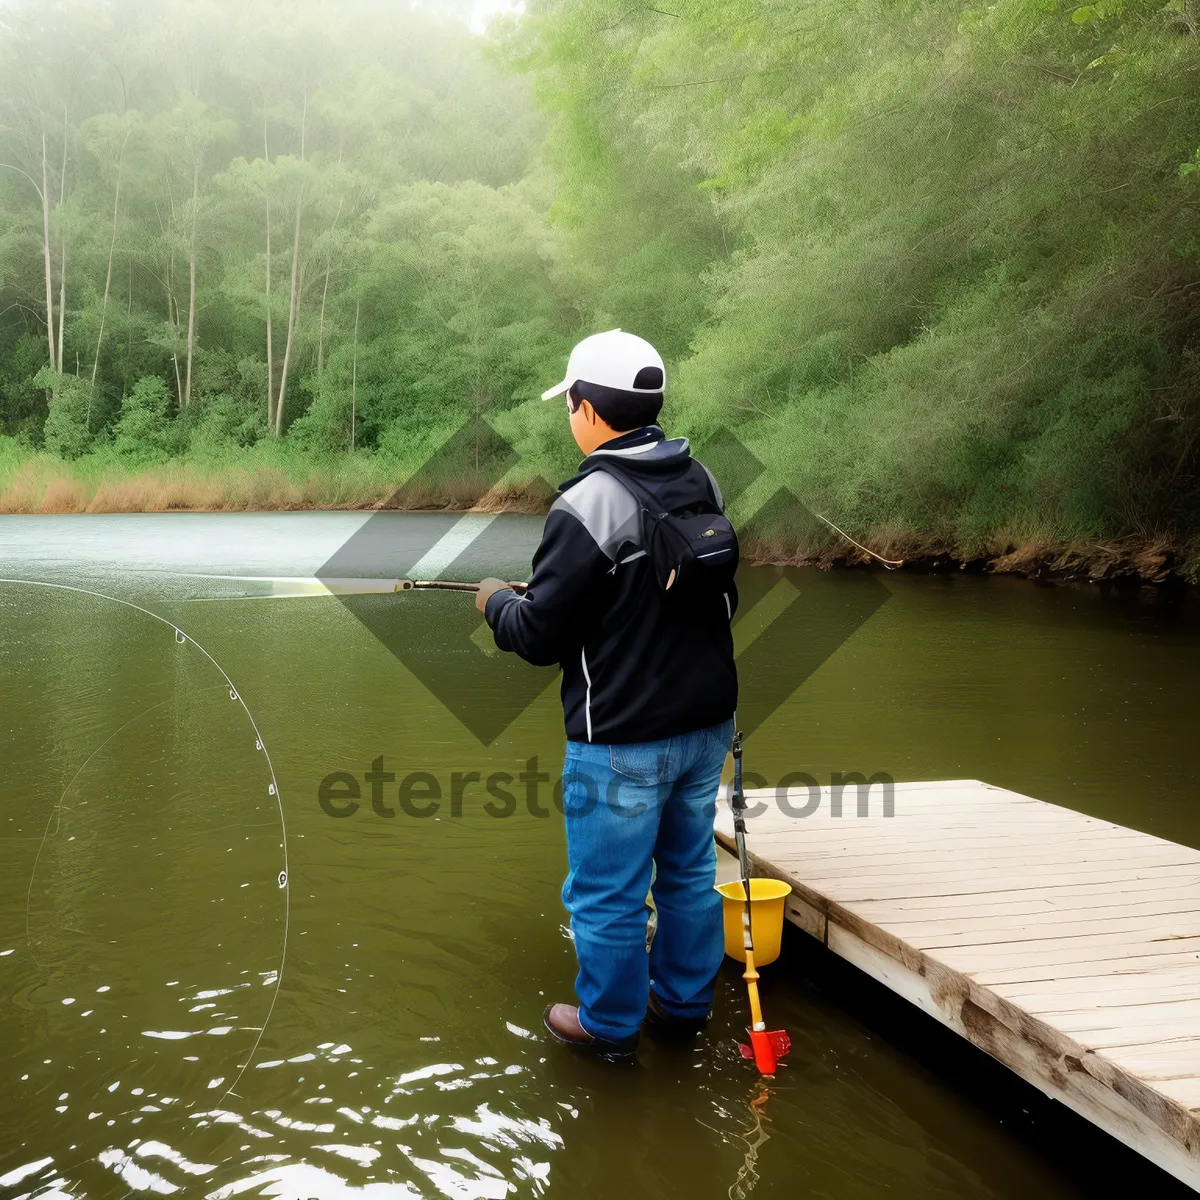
top-left (730, 731), bottom-right (791, 1077)
top-left (402, 579), bottom-right (528, 594)
top-left (181, 574), bottom-right (528, 600)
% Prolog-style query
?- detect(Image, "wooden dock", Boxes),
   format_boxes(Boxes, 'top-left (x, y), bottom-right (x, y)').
top-left (714, 779), bottom-right (1200, 1190)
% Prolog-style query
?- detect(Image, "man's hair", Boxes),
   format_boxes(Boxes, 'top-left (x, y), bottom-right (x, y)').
top-left (569, 377), bottom-right (664, 432)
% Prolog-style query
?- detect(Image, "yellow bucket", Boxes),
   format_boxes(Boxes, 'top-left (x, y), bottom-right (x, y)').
top-left (715, 878), bottom-right (792, 966)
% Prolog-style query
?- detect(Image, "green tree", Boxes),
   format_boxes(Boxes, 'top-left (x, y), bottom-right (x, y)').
top-left (113, 374), bottom-right (173, 459)
top-left (37, 368), bottom-right (92, 459)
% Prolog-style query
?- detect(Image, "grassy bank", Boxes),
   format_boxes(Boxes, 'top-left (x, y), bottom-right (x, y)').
top-left (0, 442), bottom-right (398, 514)
top-left (756, 530), bottom-right (1193, 586)
top-left (3, 437), bottom-right (1194, 585)
top-left (0, 432), bottom-right (560, 515)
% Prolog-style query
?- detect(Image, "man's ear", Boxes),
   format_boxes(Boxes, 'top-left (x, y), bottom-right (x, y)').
top-left (581, 399), bottom-right (597, 425)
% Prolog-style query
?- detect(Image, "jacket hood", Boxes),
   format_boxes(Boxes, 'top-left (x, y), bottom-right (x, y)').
top-left (560, 426), bottom-right (692, 492)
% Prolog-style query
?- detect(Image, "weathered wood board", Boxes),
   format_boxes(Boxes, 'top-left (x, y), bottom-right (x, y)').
top-left (714, 780), bottom-right (1200, 1190)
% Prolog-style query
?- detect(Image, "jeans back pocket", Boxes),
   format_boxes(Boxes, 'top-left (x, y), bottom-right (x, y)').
top-left (609, 743), bottom-right (667, 784)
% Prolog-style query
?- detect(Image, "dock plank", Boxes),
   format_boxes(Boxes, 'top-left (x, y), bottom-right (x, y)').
top-left (715, 779), bottom-right (1200, 1189)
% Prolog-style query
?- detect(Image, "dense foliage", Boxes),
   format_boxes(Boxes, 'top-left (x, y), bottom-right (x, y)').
top-left (2, 0), bottom-right (1199, 560)
top-left (0, 0), bottom-right (575, 486)
top-left (507, 0), bottom-right (1200, 554)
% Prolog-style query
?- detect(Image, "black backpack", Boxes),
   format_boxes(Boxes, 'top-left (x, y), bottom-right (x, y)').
top-left (590, 459), bottom-right (739, 598)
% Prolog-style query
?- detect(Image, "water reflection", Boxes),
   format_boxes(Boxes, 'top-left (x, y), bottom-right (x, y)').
top-left (3, 515), bottom-right (1198, 1198)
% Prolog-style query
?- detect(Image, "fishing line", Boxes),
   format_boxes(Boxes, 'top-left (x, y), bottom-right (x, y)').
top-left (0, 577), bottom-right (290, 1104)
top-left (813, 513), bottom-right (905, 568)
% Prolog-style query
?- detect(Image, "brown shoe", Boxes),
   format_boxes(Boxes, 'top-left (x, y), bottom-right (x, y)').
top-left (543, 1004), bottom-right (638, 1062)
top-left (643, 990), bottom-right (709, 1040)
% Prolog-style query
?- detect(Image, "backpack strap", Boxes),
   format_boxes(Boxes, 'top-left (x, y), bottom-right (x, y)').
top-left (585, 458), bottom-right (662, 518)
top-left (585, 456), bottom-right (720, 517)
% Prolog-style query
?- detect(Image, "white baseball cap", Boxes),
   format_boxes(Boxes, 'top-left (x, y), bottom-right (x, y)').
top-left (541, 329), bottom-right (665, 401)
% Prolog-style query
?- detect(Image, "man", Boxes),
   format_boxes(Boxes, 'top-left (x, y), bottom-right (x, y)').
top-left (475, 329), bottom-right (738, 1062)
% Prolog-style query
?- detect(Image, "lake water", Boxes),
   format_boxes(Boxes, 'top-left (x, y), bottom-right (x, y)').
top-left (1, 512), bottom-right (1197, 1199)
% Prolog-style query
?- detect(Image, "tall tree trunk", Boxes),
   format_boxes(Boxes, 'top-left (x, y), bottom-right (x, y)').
top-left (40, 134), bottom-right (56, 372)
top-left (184, 159), bottom-right (199, 408)
top-left (90, 127), bottom-right (130, 394)
top-left (263, 107), bottom-right (275, 432)
top-left (274, 90), bottom-right (307, 437)
top-left (56, 241), bottom-right (66, 374)
top-left (122, 253), bottom-right (133, 397)
top-left (184, 254), bottom-right (196, 408)
top-left (265, 194), bottom-right (274, 430)
top-left (170, 289), bottom-right (184, 410)
top-left (275, 190), bottom-right (303, 436)
top-left (56, 115), bottom-right (67, 374)
top-left (316, 197), bottom-right (345, 380)
top-left (167, 250), bottom-right (184, 410)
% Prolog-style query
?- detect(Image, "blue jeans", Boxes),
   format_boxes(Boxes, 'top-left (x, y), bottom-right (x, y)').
top-left (560, 718), bottom-right (734, 1044)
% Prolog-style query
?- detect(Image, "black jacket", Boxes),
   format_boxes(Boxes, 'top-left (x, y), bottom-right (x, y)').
top-left (485, 426), bottom-right (738, 744)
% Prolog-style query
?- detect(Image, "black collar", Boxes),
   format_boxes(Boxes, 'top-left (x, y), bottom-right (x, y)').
top-left (584, 425), bottom-right (664, 462)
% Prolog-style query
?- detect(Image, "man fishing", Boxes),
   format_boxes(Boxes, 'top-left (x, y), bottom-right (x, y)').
top-left (475, 329), bottom-right (738, 1062)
